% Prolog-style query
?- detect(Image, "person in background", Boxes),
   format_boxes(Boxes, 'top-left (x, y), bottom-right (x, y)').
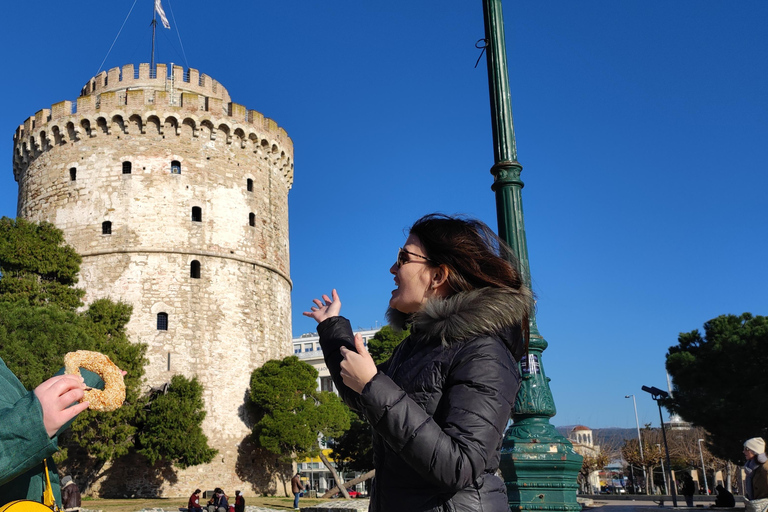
top-left (713, 485), bottom-right (735, 508)
top-left (291, 473), bottom-right (304, 510)
top-left (234, 490), bottom-right (245, 512)
top-left (744, 437), bottom-right (768, 512)
top-left (682, 473), bottom-right (696, 507)
top-left (188, 488), bottom-right (203, 512)
top-left (60, 475), bottom-right (81, 510)
top-left (216, 489), bottom-right (229, 512)
top-left (304, 214), bottom-right (532, 512)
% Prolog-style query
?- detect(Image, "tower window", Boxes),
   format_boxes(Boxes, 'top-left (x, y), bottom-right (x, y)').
top-left (157, 312), bottom-right (168, 330)
top-left (122, 161), bottom-right (132, 174)
top-left (190, 260), bottom-right (201, 279)
top-left (191, 206), bottom-right (202, 222)
top-left (69, 167), bottom-right (77, 181)
top-left (102, 221), bottom-right (112, 235)
top-left (247, 178), bottom-right (253, 192)
top-left (249, 213), bottom-right (255, 227)
top-left (170, 160), bottom-right (181, 174)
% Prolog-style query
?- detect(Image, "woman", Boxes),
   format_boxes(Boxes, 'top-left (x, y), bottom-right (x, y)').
top-left (744, 437), bottom-right (768, 512)
top-left (304, 214), bottom-right (531, 512)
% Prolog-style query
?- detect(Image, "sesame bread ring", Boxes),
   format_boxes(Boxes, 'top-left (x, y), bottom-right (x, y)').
top-left (64, 350), bottom-right (125, 412)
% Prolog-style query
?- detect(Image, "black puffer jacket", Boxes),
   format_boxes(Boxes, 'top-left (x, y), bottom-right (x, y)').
top-left (318, 287), bottom-right (529, 512)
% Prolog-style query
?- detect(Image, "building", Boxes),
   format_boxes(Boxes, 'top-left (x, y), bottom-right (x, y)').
top-left (12, 63), bottom-right (293, 496)
top-left (292, 328), bottom-right (381, 495)
top-left (568, 425), bottom-right (602, 493)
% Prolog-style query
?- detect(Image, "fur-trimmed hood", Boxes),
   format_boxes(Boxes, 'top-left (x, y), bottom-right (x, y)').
top-left (387, 286), bottom-right (532, 359)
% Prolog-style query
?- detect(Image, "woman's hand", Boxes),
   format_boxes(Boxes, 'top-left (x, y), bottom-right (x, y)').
top-left (339, 333), bottom-right (378, 394)
top-left (303, 289), bottom-right (342, 324)
top-left (34, 374), bottom-right (89, 438)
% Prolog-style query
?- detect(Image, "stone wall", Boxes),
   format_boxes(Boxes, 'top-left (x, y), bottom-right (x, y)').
top-left (12, 64), bottom-right (294, 497)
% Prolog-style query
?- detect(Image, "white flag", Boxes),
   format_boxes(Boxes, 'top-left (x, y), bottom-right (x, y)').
top-left (155, 0), bottom-right (171, 29)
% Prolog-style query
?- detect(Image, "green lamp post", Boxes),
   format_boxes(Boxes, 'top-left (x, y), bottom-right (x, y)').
top-left (480, 1), bottom-right (583, 510)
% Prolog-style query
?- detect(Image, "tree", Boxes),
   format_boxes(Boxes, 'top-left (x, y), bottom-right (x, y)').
top-left (0, 217), bottom-right (84, 310)
top-left (137, 375), bottom-right (218, 468)
top-left (578, 452), bottom-right (609, 494)
top-left (367, 325), bottom-right (409, 364)
top-left (0, 218), bottom-right (216, 489)
top-left (665, 313), bottom-right (768, 462)
top-left (249, 356), bottom-right (352, 495)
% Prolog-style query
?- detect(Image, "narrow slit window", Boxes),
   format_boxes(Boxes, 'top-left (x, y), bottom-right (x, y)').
top-left (102, 221), bottom-right (112, 235)
top-left (191, 206), bottom-right (202, 222)
top-left (249, 212), bottom-right (255, 227)
top-left (190, 260), bottom-right (201, 279)
top-left (247, 178), bottom-right (253, 192)
top-left (122, 161), bottom-right (132, 174)
top-left (69, 167), bottom-right (77, 181)
top-left (170, 160), bottom-right (181, 174)
top-left (157, 312), bottom-right (168, 330)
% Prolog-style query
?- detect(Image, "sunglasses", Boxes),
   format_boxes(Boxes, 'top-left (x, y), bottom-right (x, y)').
top-left (396, 247), bottom-right (434, 268)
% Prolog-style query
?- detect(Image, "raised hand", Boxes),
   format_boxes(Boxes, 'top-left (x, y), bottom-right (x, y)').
top-left (34, 374), bottom-right (89, 438)
top-left (339, 333), bottom-right (378, 394)
top-left (303, 288), bottom-right (342, 324)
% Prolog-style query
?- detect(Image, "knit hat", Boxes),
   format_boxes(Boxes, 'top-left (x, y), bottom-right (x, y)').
top-left (744, 437), bottom-right (766, 454)
top-left (61, 476), bottom-right (73, 487)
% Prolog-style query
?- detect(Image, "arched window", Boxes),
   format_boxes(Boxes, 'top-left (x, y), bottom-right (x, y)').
top-left (102, 221), bottom-right (112, 235)
top-left (247, 178), bottom-right (253, 192)
top-left (170, 160), bottom-right (181, 174)
top-left (190, 260), bottom-right (201, 279)
top-left (157, 312), bottom-right (168, 330)
top-left (249, 212), bottom-right (255, 227)
top-left (69, 167), bottom-right (76, 181)
top-left (122, 161), bottom-right (132, 174)
top-left (191, 206), bottom-right (202, 222)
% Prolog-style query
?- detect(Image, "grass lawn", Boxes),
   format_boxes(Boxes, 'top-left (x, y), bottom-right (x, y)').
top-left (80, 497), bottom-right (332, 512)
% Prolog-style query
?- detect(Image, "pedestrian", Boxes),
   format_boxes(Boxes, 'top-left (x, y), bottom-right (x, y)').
top-left (713, 485), bottom-right (735, 508)
top-left (188, 488), bottom-right (203, 512)
top-left (744, 437), bottom-right (768, 512)
top-left (0, 357), bottom-right (111, 507)
top-left (304, 214), bottom-right (532, 512)
top-left (291, 473), bottom-right (304, 510)
top-left (682, 473), bottom-right (696, 507)
top-left (234, 490), bottom-right (245, 512)
top-left (60, 475), bottom-right (81, 510)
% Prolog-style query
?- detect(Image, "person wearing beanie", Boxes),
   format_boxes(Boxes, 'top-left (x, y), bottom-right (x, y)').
top-left (60, 475), bottom-right (81, 510)
top-left (743, 437), bottom-right (768, 512)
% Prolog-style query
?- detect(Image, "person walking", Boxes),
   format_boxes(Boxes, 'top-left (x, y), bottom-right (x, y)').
top-left (682, 473), bottom-right (696, 507)
top-left (60, 475), bottom-right (81, 510)
top-left (304, 214), bottom-right (532, 512)
top-left (744, 437), bottom-right (768, 512)
top-left (234, 491), bottom-right (245, 512)
top-left (291, 473), bottom-right (304, 510)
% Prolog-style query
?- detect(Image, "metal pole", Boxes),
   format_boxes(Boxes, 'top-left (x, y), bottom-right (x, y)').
top-left (626, 394), bottom-right (648, 494)
top-left (657, 444), bottom-right (668, 496)
top-left (484, 1), bottom-right (582, 508)
top-left (657, 401), bottom-right (678, 507)
top-left (484, 1), bottom-right (581, 509)
top-left (698, 438), bottom-right (709, 495)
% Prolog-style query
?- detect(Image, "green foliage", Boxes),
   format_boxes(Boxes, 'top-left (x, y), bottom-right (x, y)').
top-left (249, 356), bottom-right (351, 463)
top-left (367, 325), bottom-right (409, 364)
top-left (0, 217), bottom-right (84, 310)
top-left (665, 313), bottom-right (768, 462)
top-left (329, 415), bottom-right (373, 473)
top-left (137, 375), bottom-right (218, 468)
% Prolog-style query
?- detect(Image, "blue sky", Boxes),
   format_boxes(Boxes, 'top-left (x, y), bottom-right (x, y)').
top-left (1, 1), bottom-right (765, 430)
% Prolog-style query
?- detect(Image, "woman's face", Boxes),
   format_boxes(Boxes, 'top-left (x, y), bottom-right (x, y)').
top-left (744, 448), bottom-right (755, 460)
top-left (389, 234), bottom-right (437, 314)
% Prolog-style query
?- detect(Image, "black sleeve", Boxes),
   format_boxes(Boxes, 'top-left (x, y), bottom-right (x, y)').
top-left (317, 316), bottom-right (365, 412)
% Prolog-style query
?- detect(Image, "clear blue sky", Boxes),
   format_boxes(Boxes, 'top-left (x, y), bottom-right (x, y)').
top-left (1, 1), bottom-right (765, 430)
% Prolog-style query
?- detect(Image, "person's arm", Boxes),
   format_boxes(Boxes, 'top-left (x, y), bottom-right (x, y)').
top-left (357, 336), bottom-right (520, 492)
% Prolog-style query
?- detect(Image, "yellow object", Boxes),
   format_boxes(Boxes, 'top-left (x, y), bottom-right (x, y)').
top-left (41, 460), bottom-right (58, 511)
top-left (0, 500), bottom-right (54, 512)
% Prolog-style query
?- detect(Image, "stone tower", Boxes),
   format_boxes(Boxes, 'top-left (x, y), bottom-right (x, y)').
top-left (11, 63), bottom-right (294, 496)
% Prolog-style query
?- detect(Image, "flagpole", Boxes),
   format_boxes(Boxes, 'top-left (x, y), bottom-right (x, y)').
top-left (150, 1), bottom-right (157, 70)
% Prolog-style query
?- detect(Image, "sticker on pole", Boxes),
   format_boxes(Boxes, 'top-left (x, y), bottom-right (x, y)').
top-left (521, 354), bottom-right (540, 375)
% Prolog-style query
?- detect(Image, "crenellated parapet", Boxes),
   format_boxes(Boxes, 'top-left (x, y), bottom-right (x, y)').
top-left (12, 63), bottom-right (293, 187)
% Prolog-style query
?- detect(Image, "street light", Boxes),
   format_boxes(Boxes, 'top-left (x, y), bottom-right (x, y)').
top-left (642, 385), bottom-right (677, 507)
top-left (698, 438), bottom-right (709, 495)
top-left (625, 394), bottom-right (648, 494)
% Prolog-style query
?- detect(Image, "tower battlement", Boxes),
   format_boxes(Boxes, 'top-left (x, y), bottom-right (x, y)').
top-left (13, 63), bottom-right (292, 186)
